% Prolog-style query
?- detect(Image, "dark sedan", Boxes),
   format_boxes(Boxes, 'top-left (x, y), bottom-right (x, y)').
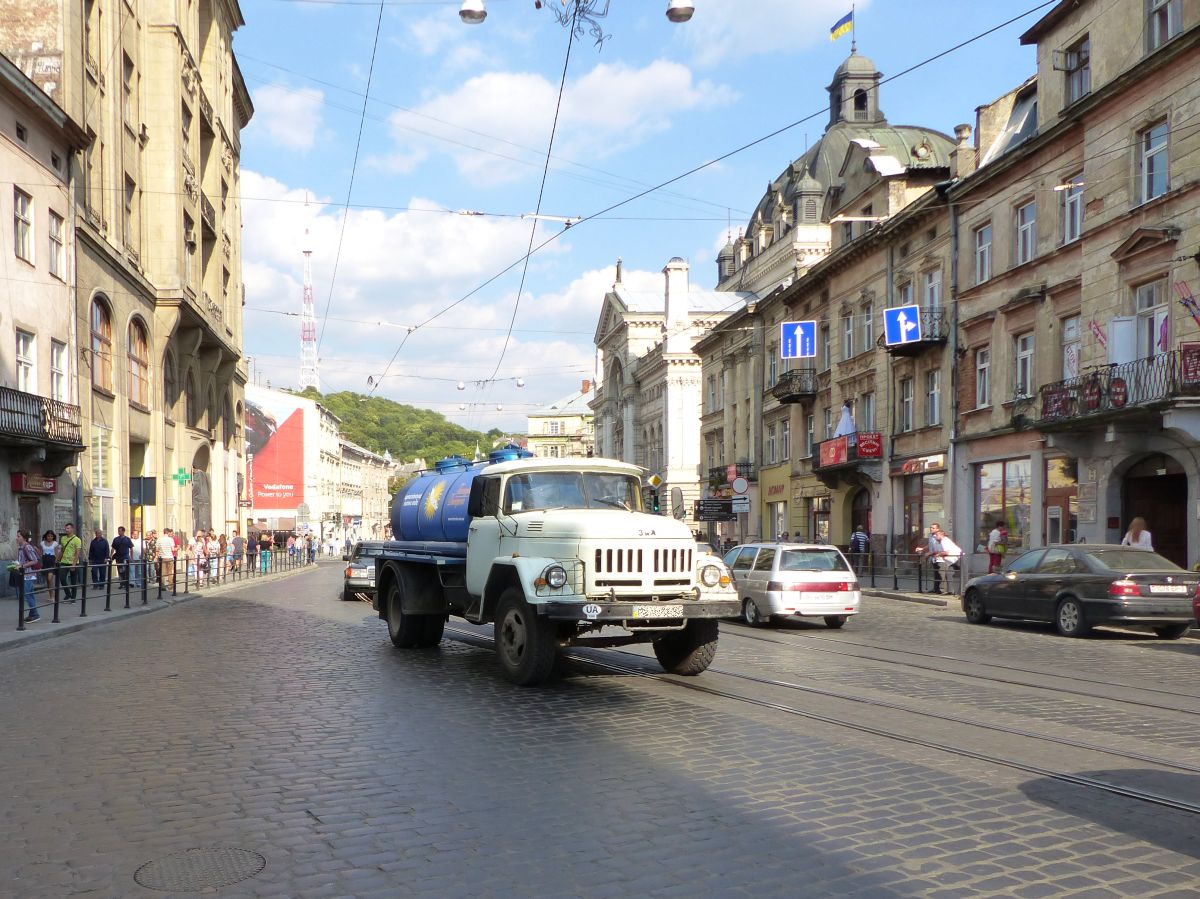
top-left (962, 544), bottom-right (1197, 639)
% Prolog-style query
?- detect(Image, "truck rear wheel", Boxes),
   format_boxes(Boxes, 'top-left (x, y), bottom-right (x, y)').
top-left (386, 580), bottom-right (443, 648)
top-left (653, 619), bottom-right (719, 676)
top-left (494, 588), bottom-right (557, 686)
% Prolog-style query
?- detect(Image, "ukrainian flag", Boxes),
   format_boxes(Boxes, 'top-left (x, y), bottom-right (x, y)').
top-left (830, 10), bottom-right (854, 41)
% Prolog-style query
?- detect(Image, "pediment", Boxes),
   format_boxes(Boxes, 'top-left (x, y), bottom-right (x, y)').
top-left (1110, 227), bottom-right (1179, 263)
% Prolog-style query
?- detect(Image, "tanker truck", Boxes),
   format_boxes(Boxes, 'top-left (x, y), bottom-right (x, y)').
top-left (370, 445), bottom-right (739, 685)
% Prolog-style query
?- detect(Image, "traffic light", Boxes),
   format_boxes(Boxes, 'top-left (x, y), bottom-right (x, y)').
top-left (650, 488), bottom-right (661, 513)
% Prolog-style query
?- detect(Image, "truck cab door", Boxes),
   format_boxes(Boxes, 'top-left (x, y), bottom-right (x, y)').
top-left (466, 476), bottom-right (503, 597)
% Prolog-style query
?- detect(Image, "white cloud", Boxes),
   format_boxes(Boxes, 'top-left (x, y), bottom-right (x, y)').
top-left (406, 15), bottom-right (461, 57)
top-left (246, 84), bottom-right (324, 151)
top-left (684, 0), bottom-right (871, 67)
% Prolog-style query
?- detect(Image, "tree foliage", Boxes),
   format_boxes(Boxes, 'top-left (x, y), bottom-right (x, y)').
top-left (292, 388), bottom-right (507, 465)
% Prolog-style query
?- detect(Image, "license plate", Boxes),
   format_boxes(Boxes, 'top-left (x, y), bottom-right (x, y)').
top-left (1149, 584), bottom-right (1189, 594)
top-left (631, 604), bottom-right (683, 619)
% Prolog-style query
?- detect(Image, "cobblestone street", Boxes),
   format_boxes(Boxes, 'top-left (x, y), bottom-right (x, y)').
top-left (2, 565), bottom-right (1199, 898)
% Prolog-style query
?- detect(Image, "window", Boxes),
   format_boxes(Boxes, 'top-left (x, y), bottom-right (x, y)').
top-left (860, 391), bottom-right (875, 430)
top-left (124, 176), bottom-right (137, 249)
top-left (898, 282), bottom-right (913, 306)
top-left (823, 406), bottom-right (832, 439)
top-left (975, 348), bottom-right (990, 408)
top-left (90, 298), bottom-right (113, 390)
top-left (853, 88), bottom-right (868, 118)
top-left (16, 330), bottom-right (35, 393)
top-left (48, 211), bottom-right (65, 279)
top-left (926, 369), bottom-right (942, 426)
top-left (1064, 37), bottom-right (1091, 103)
top-left (974, 224), bottom-right (992, 284)
top-left (766, 423), bottom-right (777, 464)
top-left (1147, 0), bottom-right (1181, 52)
top-left (1015, 333), bottom-right (1035, 397)
top-left (1139, 121), bottom-right (1169, 203)
top-left (181, 102), bottom-right (192, 152)
top-left (546, 420), bottom-right (562, 436)
top-left (1135, 280), bottom-right (1168, 359)
top-left (805, 414), bottom-right (814, 457)
top-left (1015, 201), bottom-right (1036, 264)
top-left (51, 340), bottom-right (68, 402)
top-left (186, 371), bottom-right (199, 428)
top-left (1061, 173), bottom-right (1083, 243)
top-left (977, 458), bottom-right (1032, 552)
top-left (842, 315), bottom-right (854, 360)
top-left (164, 359), bottom-right (177, 421)
top-left (767, 347), bottom-right (777, 387)
top-left (842, 221), bottom-right (854, 244)
top-left (706, 375), bottom-right (717, 412)
top-left (899, 378), bottom-right (913, 432)
top-left (183, 212), bottom-right (195, 285)
top-left (91, 425), bottom-right (113, 491)
top-left (15, 121), bottom-right (27, 143)
top-left (122, 53), bottom-right (135, 126)
top-left (820, 324), bottom-right (831, 371)
top-left (922, 269), bottom-right (942, 311)
top-left (781, 419), bottom-right (791, 460)
top-left (1062, 316), bottom-right (1081, 379)
top-left (14, 188), bottom-right (33, 262)
top-left (861, 303), bottom-right (874, 352)
top-left (128, 319), bottom-right (150, 406)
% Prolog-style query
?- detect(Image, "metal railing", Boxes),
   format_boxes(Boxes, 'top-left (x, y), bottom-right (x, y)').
top-left (770, 367), bottom-right (818, 403)
top-left (1036, 351), bottom-right (1186, 424)
top-left (812, 431), bottom-right (883, 471)
top-left (0, 386), bottom-right (83, 446)
top-left (847, 550), bottom-right (966, 596)
top-left (708, 461), bottom-right (756, 488)
top-left (10, 545), bottom-right (312, 631)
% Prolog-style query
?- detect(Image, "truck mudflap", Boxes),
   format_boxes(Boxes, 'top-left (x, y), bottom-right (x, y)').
top-left (537, 599), bottom-right (740, 623)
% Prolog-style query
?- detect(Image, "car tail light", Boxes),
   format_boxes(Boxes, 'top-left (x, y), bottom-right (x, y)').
top-left (1109, 579), bottom-right (1141, 597)
top-left (768, 581), bottom-right (855, 592)
top-left (345, 567), bottom-right (354, 578)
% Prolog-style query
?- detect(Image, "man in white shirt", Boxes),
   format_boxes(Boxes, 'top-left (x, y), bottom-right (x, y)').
top-left (156, 528), bottom-right (176, 583)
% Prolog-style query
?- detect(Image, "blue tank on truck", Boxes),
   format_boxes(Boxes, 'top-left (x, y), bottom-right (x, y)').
top-left (390, 446), bottom-right (532, 543)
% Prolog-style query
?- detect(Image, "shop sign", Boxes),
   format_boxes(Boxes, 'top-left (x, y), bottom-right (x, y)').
top-left (10, 473), bottom-right (56, 494)
top-left (1109, 377), bottom-right (1128, 408)
top-left (890, 454), bottom-right (946, 476)
top-left (819, 436), bottom-right (849, 467)
top-left (856, 432), bottom-right (883, 458)
top-left (1043, 387), bottom-right (1071, 418)
top-left (1083, 378), bottom-right (1103, 411)
top-left (1181, 343), bottom-right (1200, 388)
top-left (767, 483), bottom-right (787, 497)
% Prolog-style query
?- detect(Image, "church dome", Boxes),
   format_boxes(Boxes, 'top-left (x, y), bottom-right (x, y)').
top-left (833, 51), bottom-right (878, 80)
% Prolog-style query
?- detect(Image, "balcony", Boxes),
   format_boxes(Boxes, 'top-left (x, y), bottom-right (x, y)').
top-left (708, 461), bottom-right (756, 490)
top-left (884, 307), bottom-right (949, 357)
top-left (770, 367), bottom-right (818, 404)
top-left (200, 193), bottom-right (217, 234)
top-left (812, 431), bottom-right (884, 487)
top-left (0, 386), bottom-right (84, 449)
top-left (1033, 350), bottom-right (1200, 429)
top-left (199, 89), bottom-right (214, 133)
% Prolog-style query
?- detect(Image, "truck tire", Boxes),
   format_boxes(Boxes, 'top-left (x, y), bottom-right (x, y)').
top-left (494, 588), bottom-right (557, 686)
top-left (653, 619), bottom-right (719, 676)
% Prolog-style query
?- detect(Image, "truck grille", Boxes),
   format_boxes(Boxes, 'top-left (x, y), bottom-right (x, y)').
top-left (592, 544), bottom-right (694, 590)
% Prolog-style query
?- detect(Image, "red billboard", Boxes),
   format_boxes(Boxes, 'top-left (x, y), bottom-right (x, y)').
top-left (246, 387), bottom-right (305, 507)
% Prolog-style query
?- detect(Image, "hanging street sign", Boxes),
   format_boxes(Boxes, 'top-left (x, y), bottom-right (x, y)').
top-left (780, 321), bottom-right (817, 359)
top-left (171, 468), bottom-right (192, 485)
top-left (883, 305), bottom-right (922, 345)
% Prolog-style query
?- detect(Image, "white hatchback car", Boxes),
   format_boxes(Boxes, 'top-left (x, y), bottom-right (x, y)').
top-left (724, 543), bottom-right (861, 628)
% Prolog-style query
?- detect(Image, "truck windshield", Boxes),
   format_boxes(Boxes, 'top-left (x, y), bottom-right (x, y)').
top-left (503, 471), bottom-right (644, 513)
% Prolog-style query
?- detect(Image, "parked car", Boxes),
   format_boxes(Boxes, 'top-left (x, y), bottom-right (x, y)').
top-left (342, 541), bottom-right (385, 602)
top-left (962, 544), bottom-right (1198, 639)
top-left (724, 542), bottom-right (861, 628)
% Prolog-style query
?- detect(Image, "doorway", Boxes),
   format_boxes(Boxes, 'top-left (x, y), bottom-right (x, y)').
top-left (1122, 454), bottom-right (1187, 567)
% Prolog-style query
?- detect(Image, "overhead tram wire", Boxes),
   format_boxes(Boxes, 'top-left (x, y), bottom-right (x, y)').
top-left (314, 0), bottom-right (388, 358)
top-left (367, 0), bottom-right (1061, 396)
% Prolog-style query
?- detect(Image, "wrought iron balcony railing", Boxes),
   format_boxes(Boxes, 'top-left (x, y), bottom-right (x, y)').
top-left (770, 367), bottom-right (818, 404)
top-left (884, 307), bottom-right (949, 357)
top-left (1034, 350), bottom-right (1199, 425)
top-left (708, 461), bottom-right (756, 488)
top-left (0, 386), bottom-right (83, 447)
top-left (813, 431), bottom-right (884, 471)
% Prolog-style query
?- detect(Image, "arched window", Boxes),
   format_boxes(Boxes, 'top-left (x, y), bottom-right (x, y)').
top-left (91, 297), bottom-right (113, 390)
top-left (128, 319), bottom-right (150, 406)
top-left (223, 394), bottom-right (234, 445)
top-left (805, 198), bottom-right (818, 222)
top-left (854, 88), bottom-right (868, 114)
top-left (163, 354), bottom-right (177, 421)
top-left (186, 371), bottom-right (199, 428)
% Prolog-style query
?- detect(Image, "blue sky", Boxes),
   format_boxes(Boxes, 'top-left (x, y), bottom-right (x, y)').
top-left (236, 0), bottom-right (1043, 438)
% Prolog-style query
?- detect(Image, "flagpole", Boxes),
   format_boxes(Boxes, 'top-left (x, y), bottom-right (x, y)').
top-left (851, 3), bottom-right (856, 53)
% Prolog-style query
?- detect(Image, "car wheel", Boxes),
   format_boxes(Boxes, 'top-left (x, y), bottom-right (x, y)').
top-left (964, 589), bottom-right (991, 625)
top-left (742, 598), bottom-right (766, 627)
top-left (823, 615), bottom-right (847, 629)
top-left (1153, 623), bottom-right (1192, 640)
top-left (386, 578), bottom-right (442, 648)
top-left (341, 586), bottom-right (354, 602)
top-left (494, 588), bottom-right (558, 686)
top-left (653, 619), bottom-right (719, 675)
top-left (1056, 597), bottom-right (1091, 638)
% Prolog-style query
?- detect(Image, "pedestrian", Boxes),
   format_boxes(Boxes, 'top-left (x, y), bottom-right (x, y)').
top-left (307, 534), bottom-right (317, 565)
top-left (919, 522), bottom-right (961, 595)
top-left (111, 525), bottom-right (133, 588)
top-left (780, 531), bottom-right (790, 543)
top-left (39, 529), bottom-right (59, 592)
top-left (259, 531), bottom-right (273, 573)
top-left (849, 523), bottom-right (870, 574)
top-left (57, 523), bottom-right (82, 600)
top-left (145, 529), bottom-right (158, 583)
top-left (88, 527), bottom-right (110, 590)
top-left (246, 531), bottom-right (258, 573)
top-left (156, 528), bottom-right (176, 583)
top-left (287, 534), bottom-right (296, 559)
top-left (15, 529), bottom-right (42, 622)
top-left (192, 533), bottom-right (206, 586)
top-left (986, 519), bottom-right (1007, 573)
top-left (1121, 516), bottom-right (1153, 550)
top-left (230, 529), bottom-right (245, 572)
top-left (130, 528), bottom-right (145, 589)
top-left (206, 531), bottom-right (220, 581)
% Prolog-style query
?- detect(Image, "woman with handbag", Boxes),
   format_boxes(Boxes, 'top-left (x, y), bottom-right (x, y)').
top-left (39, 529), bottom-right (59, 592)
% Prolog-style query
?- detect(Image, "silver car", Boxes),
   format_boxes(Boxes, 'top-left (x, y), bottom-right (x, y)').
top-left (725, 543), bottom-right (862, 628)
top-left (342, 541), bottom-right (385, 602)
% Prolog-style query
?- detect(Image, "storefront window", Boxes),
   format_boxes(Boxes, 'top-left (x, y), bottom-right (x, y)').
top-left (807, 496), bottom-right (830, 544)
top-left (1045, 457), bottom-right (1078, 545)
top-left (902, 472), bottom-right (944, 553)
top-left (768, 501), bottom-right (787, 539)
top-left (976, 458), bottom-right (1032, 551)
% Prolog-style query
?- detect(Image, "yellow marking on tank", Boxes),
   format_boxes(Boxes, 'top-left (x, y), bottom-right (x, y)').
top-left (424, 481), bottom-right (446, 519)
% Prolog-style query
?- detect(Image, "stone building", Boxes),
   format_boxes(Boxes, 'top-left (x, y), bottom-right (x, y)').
top-left (338, 439), bottom-right (392, 546)
top-left (0, 53), bottom-right (89, 552)
top-left (949, 0), bottom-right (1200, 568)
top-left (1, 0), bottom-right (253, 538)
top-left (525, 381), bottom-right (596, 460)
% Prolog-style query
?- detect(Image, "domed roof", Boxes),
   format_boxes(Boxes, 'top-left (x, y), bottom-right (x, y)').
top-left (718, 239), bottom-right (735, 258)
top-left (833, 51), bottom-right (878, 80)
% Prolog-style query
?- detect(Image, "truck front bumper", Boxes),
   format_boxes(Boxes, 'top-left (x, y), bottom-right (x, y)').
top-left (538, 598), bottom-right (741, 623)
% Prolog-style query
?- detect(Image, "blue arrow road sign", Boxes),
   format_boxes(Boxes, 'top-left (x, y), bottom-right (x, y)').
top-left (883, 305), bottom-right (923, 346)
top-left (780, 321), bottom-right (817, 359)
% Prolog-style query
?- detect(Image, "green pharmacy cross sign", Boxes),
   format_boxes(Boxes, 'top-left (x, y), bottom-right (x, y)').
top-left (171, 468), bottom-right (192, 486)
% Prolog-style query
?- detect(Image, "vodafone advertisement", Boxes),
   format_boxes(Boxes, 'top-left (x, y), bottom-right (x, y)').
top-left (245, 385), bottom-right (306, 510)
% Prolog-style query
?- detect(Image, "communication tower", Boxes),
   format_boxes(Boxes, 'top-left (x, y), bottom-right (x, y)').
top-left (298, 228), bottom-right (319, 390)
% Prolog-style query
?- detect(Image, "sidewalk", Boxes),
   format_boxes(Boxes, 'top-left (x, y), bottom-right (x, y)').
top-left (0, 562), bottom-right (314, 653)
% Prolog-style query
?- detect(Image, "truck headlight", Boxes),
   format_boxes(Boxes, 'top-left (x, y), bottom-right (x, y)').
top-left (545, 565), bottom-right (568, 589)
top-left (700, 564), bottom-right (722, 588)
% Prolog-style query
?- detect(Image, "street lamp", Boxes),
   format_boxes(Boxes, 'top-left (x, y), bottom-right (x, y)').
top-left (459, 0), bottom-right (486, 24)
top-left (666, 0), bottom-right (694, 22)
top-left (460, 1), bottom-right (693, 33)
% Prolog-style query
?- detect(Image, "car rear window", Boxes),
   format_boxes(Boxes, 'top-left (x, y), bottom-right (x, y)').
top-left (779, 549), bottom-right (849, 572)
top-left (357, 545), bottom-right (385, 558)
top-left (1085, 549), bottom-right (1182, 572)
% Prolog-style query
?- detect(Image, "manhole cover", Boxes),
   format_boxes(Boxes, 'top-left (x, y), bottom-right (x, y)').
top-left (134, 847), bottom-right (266, 892)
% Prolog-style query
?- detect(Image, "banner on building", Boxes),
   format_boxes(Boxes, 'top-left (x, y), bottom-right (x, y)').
top-left (246, 387), bottom-right (306, 507)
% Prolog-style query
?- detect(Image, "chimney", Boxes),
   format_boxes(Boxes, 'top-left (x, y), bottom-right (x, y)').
top-left (663, 257), bottom-right (690, 354)
top-left (949, 123), bottom-right (976, 178)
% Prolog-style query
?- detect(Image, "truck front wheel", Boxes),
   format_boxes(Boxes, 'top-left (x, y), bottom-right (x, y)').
top-left (653, 619), bottom-right (719, 676)
top-left (494, 588), bottom-right (558, 686)
top-left (386, 580), bottom-right (443, 649)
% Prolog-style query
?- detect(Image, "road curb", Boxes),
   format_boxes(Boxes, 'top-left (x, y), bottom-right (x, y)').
top-left (863, 589), bottom-right (951, 608)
